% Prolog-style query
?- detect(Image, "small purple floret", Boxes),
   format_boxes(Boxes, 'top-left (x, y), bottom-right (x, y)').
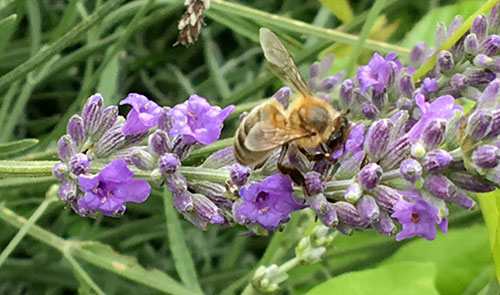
top-left (234, 173), bottom-right (305, 230)
top-left (357, 53), bottom-right (391, 93)
top-left (77, 158), bottom-right (151, 216)
top-left (168, 94), bottom-right (234, 145)
top-left (120, 93), bottom-right (161, 135)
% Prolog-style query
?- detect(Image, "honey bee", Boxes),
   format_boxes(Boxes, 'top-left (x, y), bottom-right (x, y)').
top-left (233, 28), bottom-right (349, 186)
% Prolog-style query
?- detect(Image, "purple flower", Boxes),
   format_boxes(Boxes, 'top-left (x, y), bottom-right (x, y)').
top-left (77, 158), bottom-right (151, 216)
top-left (168, 94), bottom-right (235, 145)
top-left (357, 53), bottom-right (391, 92)
top-left (120, 93), bottom-right (161, 135)
top-left (391, 197), bottom-right (447, 241)
top-left (407, 94), bottom-right (462, 141)
top-left (234, 173), bottom-right (305, 230)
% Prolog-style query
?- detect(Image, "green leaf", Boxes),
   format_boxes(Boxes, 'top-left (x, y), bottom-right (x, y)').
top-left (383, 225), bottom-right (491, 294)
top-left (163, 189), bottom-right (203, 294)
top-left (97, 50), bottom-right (120, 104)
top-left (307, 261), bottom-right (438, 295)
top-left (0, 14), bottom-right (17, 53)
top-left (401, 0), bottom-right (483, 48)
top-left (0, 139), bottom-right (39, 158)
top-left (479, 191), bottom-right (500, 284)
top-left (318, 0), bottom-right (353, 23)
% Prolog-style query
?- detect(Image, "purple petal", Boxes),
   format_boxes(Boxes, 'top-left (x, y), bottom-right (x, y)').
top-left (78, 174), bottom-right (99, 191)
top-left (114, 178), bottom-right (151, 203)
top-left (99, 158), bottom-right (133, 183)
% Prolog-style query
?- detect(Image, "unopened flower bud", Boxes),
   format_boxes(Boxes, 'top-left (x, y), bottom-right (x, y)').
top-left (69, 153), bottom-right (89, 175)
top-left (165, 172), bottom-right (187, 193)
top-left (422, 77), bottom-right (438, 93)
top-left (421, 119), bottom-right (446, 150)
top-left (424, 174), bottom-right (456, 200)
top-left (66, 115), bottom-right (85, 147)
top-left (57, 135), bottom-right (75, 161)
top-left (449, 190), bottom-right (477, 210)
top-left (272, 86), bottom-right (291, 106)
top-left (202, 146), bottom-right (236, 169)
top-left (173, 191), bottom-right (193, 212)
top-left (464, 33), bottom-right (479, 55)
top-left (372, 185), bottom-right (403, 213)
top-left (339, 79), bottom-right (353, 109)
top-left (399, 158), bottom-right (423, 183)
top-left (380, 137), bottom-right (411, 170)
top-left (306, 193), bottom-right (338, 227)
top-left (94, 124), bottom-right (125, 158)
top-left (409, 41), bottom-right (425, 66)
top-left (172, 136), bottom-right (194, 160)
top-left (356, 195), bottom-right (380, 222)
top-left (437, 50), bottom-right (454, 72)
top-left (191, 181), bottom-right (232, 208)
top-left (474, 54), bottom-right (493, 68)
top-left (82, 93), bottom-right (103, 138)
top-left (471, 14), bottom-right (488, 40)
top-left (52, 161), bottom-right (69, 180)
top-left (158, 153), bottom-right (180, 174)
top-left (481, 34), bottom-right (500, 55)
top-left (58, 180), bottom-right (77, 202)
top-left (422, 149), bottom-right (453, 173)
top-left (321, 74), bottom-right (342, 92)
top-left (361, 103), bottom-right (378, 120)
top-left (448, 171), bottom-right (497, 192)
top-left (230, 163), bottom-right (250, 187)
top-left (487, 110), bottom-right (500, 138)
top-left (192, 193), bottom-right (225, 225)
top-left (373, 211), bottom-right (397, 236)
top-left (450, 74), bottom-right (467, 90)
top-left (399, 74), bottom-right (415, 97)
top-left (358, 163), bottom-right (382, 190)
top-left (130, 148), bottom-right (156, 170)
top-left (344, 183), bottom-right (362, 203)
top-left (148, 130), bottom-right (171, 156)
top-left (371, 91), bottom-right (387, 111)
top-left (309, 62), bottom-right (320, 78)
top-left (466, 109), bottom-right (492, 139)
top-left (411, 141), bottom-right (426, 159)
top-left (464, 67), bottom-right (496, 86)
top-left (364, 119), bottom-right (393, 162)
top-left (334, 151), bottom-right (364, 180)
top-left (434, 21), bottom-right (447, 47)
top-left (332, 201), bottom-right (368, 228)
top-left (304, 171), bottom-right (324, 195)
top-left (447, 15), bottom-right (463, 36)
top-left (157, 107), bottom-right (172, 132)
top-left (336, 223), bottom-right (353, 236)
top-left (472, 145), bottom-right (500, 169)
top-left (478, 79), bottom-right (500, 110)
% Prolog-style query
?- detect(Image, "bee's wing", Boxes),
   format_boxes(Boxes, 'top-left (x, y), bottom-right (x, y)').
top-left (245, 121), bottom-right (308, 152)
top-left (259, 27), bottom-right (312, 98)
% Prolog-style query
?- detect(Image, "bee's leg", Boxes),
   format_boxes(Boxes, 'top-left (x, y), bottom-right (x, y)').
top-left (297, 146), bottom-right (328, 162)
top-left (277, 144), bottom-right (306, 188)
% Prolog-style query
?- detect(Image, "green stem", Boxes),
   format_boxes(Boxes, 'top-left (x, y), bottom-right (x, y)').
top-left (63, 251), bottom-right (107, 295)
top-left (163, 189), bottom-right (204, 294)
top-left (345, 0), bottom-right (385, 77)
top-left (411, 0), bottom-right (500, 82)
top-left (0, 196), bottom-right (56, 268)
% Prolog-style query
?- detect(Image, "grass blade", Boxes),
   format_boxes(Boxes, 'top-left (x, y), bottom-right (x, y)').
top-left (163, 189), bottom-right (204, 294)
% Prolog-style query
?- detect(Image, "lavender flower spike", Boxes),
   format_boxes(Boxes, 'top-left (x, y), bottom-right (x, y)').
top-left (168, 94), bottom-right (235, 145)
top-left (120, 93), bottom-right (161, 135)
top-left (77, 158), bottom-right (151, 217)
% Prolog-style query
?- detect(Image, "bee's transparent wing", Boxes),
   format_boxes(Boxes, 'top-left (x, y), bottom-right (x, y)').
top-left (245, 121), bottom-right (308, 152)
top-left (259, 27), bottom-right (312, 97)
